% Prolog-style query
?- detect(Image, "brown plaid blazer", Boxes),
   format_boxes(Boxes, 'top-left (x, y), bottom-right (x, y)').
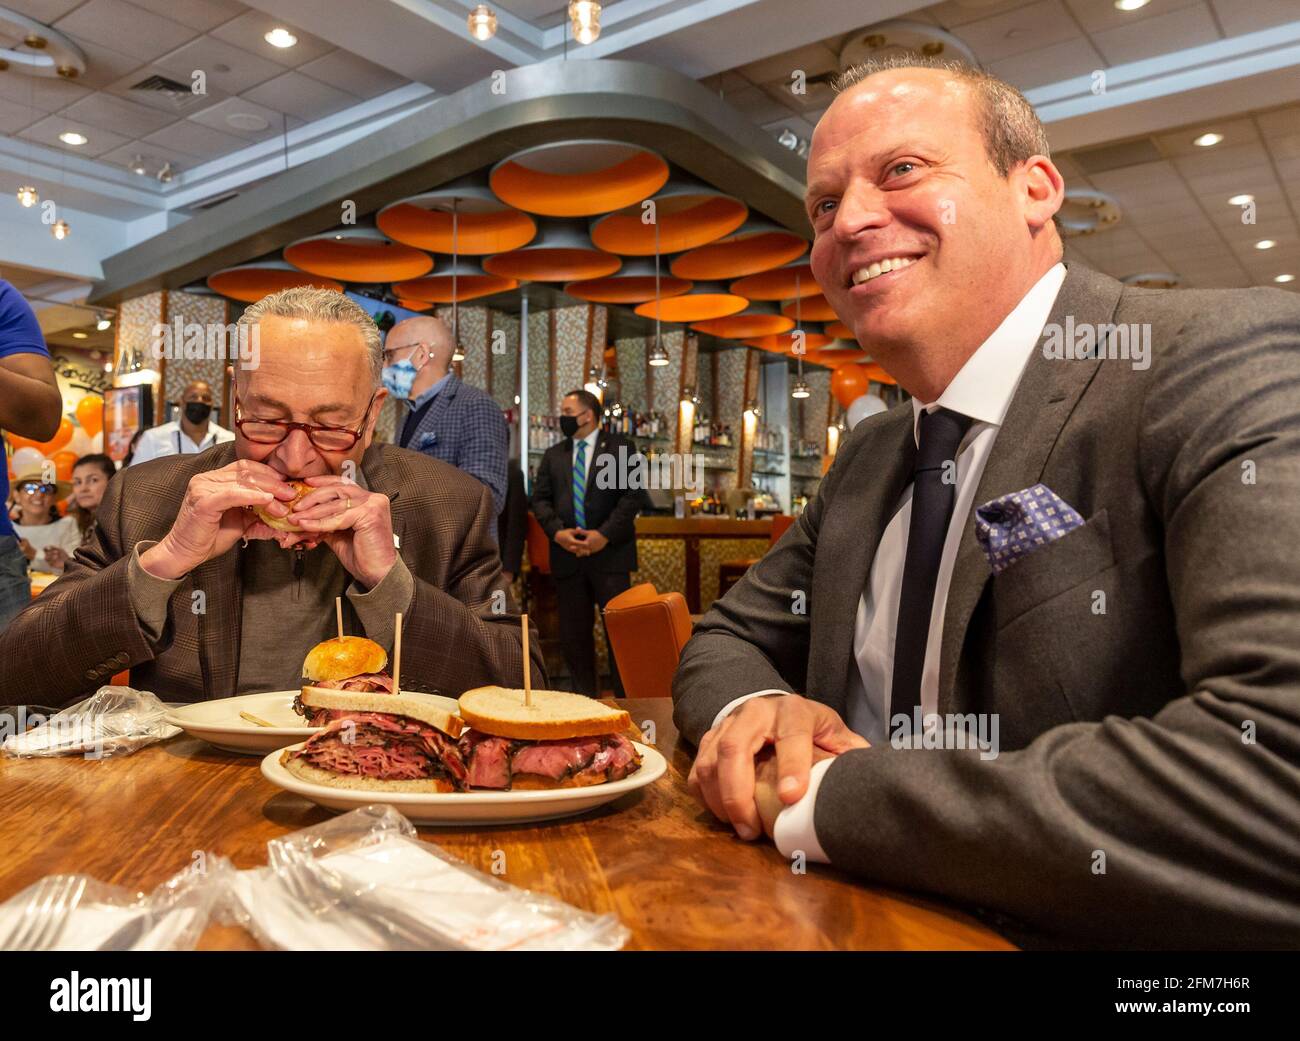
top-left (0, 442), bottom-right (545, 707)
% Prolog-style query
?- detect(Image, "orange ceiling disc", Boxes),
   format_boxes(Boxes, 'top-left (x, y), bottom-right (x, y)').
top-left (481, 220), bottom-right (621, 282)
top-left (804, 346), bottom-right (865, 367)
top-left (394, 297), bottom-right (434, 313)
top-left (690, 303), bottom-right (793, 339)
top-left (394, 261), bottom-right (518, 303)
top-left (825, 320), bottom-right (854, 340)
top-left (284, 228), bottom-right (434, 282)
top-left (730, 261), bottom-right (819, 301)
top-left (490, 141), bottom-right (669, 217)
top-left (634, 282), bottom-right (747, 322)
top-left (376, 186), bottom-right (536, 254)
top-left (589, 184), bottom-right (748, 255)
top-left (781, 292), bottom-right (838, 322)
top-left (745, 328), bottom-right (833, 353)
top-left (858, 361), bottom-right (897, 385)
top-left (565, 259), bottom-right (692, 303)
top-left (208, 261), bottom-right (343, 303)
top-left (670, 222), bottom-right (808, 280)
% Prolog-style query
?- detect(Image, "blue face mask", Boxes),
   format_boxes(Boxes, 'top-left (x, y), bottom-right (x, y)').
top-left (381, 357), bottom-right (419, 399)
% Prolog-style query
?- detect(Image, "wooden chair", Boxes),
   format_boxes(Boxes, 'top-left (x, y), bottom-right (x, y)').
top-left (717, 514), bottom-right (796, 597)
top-left (603, 582), bottom-right (694, 698)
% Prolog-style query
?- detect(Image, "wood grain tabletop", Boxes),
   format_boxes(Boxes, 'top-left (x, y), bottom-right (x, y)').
top-left (0, 698), bottom-right (1014, 950)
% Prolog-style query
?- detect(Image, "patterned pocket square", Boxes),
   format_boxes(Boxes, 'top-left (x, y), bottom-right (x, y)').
top-left (410, 431), bottom-right (438, 450)
top-left (974, 483), bottom-right (1085, 575)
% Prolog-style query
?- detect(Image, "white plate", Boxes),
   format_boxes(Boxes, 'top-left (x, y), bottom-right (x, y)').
top-left (164, 690), bottom-right (459, 757)
top-left (260, 740), bottom-right (667, 825)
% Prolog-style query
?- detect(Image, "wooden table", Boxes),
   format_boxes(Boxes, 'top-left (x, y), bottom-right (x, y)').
top-left (0, 699), bottom-right (1012, 950)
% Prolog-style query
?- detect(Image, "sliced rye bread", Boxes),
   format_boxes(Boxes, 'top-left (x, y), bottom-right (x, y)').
top-left (458, 686), bottom-right (631, 741)
top-left (299, 687), bottom-right (464, 738)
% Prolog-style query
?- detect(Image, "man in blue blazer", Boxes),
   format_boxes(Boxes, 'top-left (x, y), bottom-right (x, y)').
top-left (383, 315), bottom-right (508, 522)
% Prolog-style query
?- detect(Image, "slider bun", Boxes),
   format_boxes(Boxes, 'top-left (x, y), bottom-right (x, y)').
top-left (302, 636), bottom-right (388, 683)
top-left (255, 479), bottom-right (311, 532)
top-left (281, 753), bottom-right (458, 793)
top-left (458, 685), bottom-right (631, 741)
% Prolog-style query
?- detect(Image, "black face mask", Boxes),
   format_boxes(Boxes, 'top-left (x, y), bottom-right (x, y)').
top-left (559, 414), bottom-right (581, 438)
top-left (184, 401), bottom-right (212, 424)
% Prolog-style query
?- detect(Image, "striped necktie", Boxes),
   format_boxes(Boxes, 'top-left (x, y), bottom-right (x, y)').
top-left (572, 439), bottom-right (588, 528)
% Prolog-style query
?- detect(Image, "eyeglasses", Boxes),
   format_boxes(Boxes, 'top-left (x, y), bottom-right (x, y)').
top-left (382, 341), bottom-right (426, 362)
top-left (16, 482), bottom-right (55, 495)
top-left (233, 392), bottom-right (378, 452)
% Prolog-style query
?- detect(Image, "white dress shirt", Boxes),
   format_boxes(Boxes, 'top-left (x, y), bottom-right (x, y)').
top-left (712, 263), bottom-right (1068, 861)
top-left (129, 419), bottom-right (234, 465)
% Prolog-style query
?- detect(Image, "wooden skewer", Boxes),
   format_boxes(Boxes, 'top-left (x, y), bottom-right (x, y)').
top-left (335, 597), bottom-right (343, 641)
top-left (239, 711), bottom-right (274, 728)
top-left (521, 613), bottom-right (531, 708)
top-left (393, 611), bottom-right (402, 695)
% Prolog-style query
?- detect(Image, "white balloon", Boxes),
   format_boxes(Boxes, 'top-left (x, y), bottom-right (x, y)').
top-left (11, 447), bottom-right (48, 477)
top-left (846, 393), bottom-right (888, 430)
top-left (69, 428), bottom-right (93, 457)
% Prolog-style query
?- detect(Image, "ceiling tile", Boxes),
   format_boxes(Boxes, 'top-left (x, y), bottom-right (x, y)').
top-left (188, 94), bottom-right (284, 141)
top-left (1153, 115), bottom-right (1259, 157)
top-left (102, 63), bottom-right (233, 117)
top-left (242, 69), bottom-right (357, 122)
top-left (1063, 0), bottom-right (1203, 34)
top-left (1088, 3), bottom-right (1220, 66)
top-left (0, 70), bottom-right (91, 112)
top-left (725, 85), bottom-right (798, 125)
top-left (155, 34), bottom-right (286, 95)
top-left (140, 117), bottom-right (247, 159)
top-left (1172, 141), bottom-right (1270, 177)
top-left (925, 0), bottom-right (1040, 30)
top-left (54, 33), bottom-right (147, 91)
top-left (98, 140), bottom-right (199, 171)
top-left (60, 91), bottom-right (177, 137)
top-left (1256, 105), bottom-right (1300, 139)
top-left (948, 0), bottom-right (1082, 64)
top-left (1266, 132), bottom-right (1300, 161)
top-left (738, 42), bottom-right (840, 86)
top-left (17, 113), bottom-right (131, 158)
top-left (0, 96), bottom-right (45, 134)
top-left (986, 36), bottom-right (1106, 90)
top-left (295, 49), bottom-right (409, 100)
top-left (53, 0), bottom-right (200, 64)
top-left (1210, 0), bottom-right (1300, 36)
top-left (209, 10), bottom-right (334, 68)
top-left (126, 0), bottom-right (246, 32)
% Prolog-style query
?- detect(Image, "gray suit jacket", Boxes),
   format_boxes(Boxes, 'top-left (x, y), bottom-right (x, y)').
top-left (673, 263), bottom-right (1300, 948)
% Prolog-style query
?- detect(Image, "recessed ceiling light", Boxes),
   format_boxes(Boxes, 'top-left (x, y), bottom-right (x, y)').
top-left (1193, 132), bottom-right (1223, 147)
top-left (1114, 0), bottom-right (1150, 11)
top-left (58, 131), bottom-right (87, 146)
top-left (1255, 239), bottom-right (1276, 250)
top-left (1275, 274), bottom-right (1294, 283)
top-left (226, 112), bottom-right (269, 132)
top-left (72, 331), bottom-right (88, 339)
top-left (264, 28), bottom-right (297, 48)
top-left (1227, 193), bottom-right (1254, 206)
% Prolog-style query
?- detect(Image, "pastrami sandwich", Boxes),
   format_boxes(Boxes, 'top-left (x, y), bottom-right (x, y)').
top-left (295, 637), bottom-right (393, 724)
top-left (255, 479), bottom-right (311, 533)
top-left (282, 688), bottom-right (468, 792)
top-left (457, 687), bottom-right (642, 790)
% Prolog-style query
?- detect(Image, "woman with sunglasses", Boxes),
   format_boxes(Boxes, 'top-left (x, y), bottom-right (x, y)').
top-left (11, 472), bottom-right (81, 575)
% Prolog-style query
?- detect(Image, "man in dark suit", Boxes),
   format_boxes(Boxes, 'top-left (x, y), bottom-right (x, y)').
top-left (384, 315), bottom-right (508, 521)
top-left (0, 288), bottom-right (542, 705)
top-left (673, 57), bottom-right (1300, 947)
top-left (531, 389), bottom-right (645, 697)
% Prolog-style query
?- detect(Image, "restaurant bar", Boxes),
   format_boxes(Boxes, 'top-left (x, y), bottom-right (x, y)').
top-left (0, 0), bottom-right (1297, 983)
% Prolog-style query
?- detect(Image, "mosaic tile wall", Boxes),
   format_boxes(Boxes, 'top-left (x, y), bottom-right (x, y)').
top-left (489, 310), bottom-right (520, 410)
top-left (433, 305), bottom-right (487, 390)
top-left (615, 335), bottom-right (646, 411)
top-left (699, 537), bottom-right (770, 609)
top-left (553, 304), bottom-right (593, 406)
top-left (712, 348), bottom-right (748, 494)
top-left (630, 538), bottom-right (687, 601)
top-left (526, 308), bottom-right (550, 415)
top-left (163, 291), bottom-right (230, 422)
top-left (805, 369), bottom-right (832, 449)
top-left (115, 291), bottom-right (165, 422)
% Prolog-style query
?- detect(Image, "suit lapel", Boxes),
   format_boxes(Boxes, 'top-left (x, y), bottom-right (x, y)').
top-left (813, 407), bottom-right (916, 717)
top-left (557, 439), bottom-right (574, 524)
top-left (936, 264), bottom-right (1122, 713)
top-left (363, 444), bottom-right (405, 559)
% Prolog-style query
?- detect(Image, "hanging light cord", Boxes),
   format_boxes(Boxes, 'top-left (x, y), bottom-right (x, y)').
top-left (451, 197), bottom-right (460, 353)
top-left (795, 271), bottom-right (804, 381)
top-left (654, 213), bottom-right (662, 356)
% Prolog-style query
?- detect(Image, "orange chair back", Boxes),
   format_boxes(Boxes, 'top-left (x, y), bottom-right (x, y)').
top-left (604, 582), bottom-right (693, 698)
top-left (770, 513), bottom-right (795, 545)
top-left (525, 512), bottom-right (551, 574)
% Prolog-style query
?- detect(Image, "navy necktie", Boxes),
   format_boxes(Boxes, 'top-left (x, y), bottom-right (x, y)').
top-left (889, 407), bottom-right (972, 728)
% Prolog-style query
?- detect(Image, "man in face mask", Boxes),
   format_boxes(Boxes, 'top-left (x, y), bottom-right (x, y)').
top-left (382, 316), bottom-right (508, 526)
top-left (128, 379), bottom-right (235, 466)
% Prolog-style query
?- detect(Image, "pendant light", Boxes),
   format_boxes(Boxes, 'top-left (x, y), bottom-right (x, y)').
top-left (451, 197), bottom-right (464, 362)
top-left (791, 271), bottom-right (810, 399)
top-left (648, 214), bottom-right (670, 367)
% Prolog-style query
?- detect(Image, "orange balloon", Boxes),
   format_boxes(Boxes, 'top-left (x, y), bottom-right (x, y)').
top-left (51, 450), bottom-right (78, 482)
top-left (37, 416), bottom-right (74, 454)
top-left (831, 364), bottom-right (871, 408)
top-left (57, 497), bottom-right (70, 516)
top-left (5, 432), bottom-right (44, 453)
top-left (76, 395), bottom-right (104, 439)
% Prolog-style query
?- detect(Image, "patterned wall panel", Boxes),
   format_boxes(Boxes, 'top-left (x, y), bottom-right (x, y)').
top-left (526, 309), bottom-right (550, 415)
top-left (698, 537), bottom-right (769, 610)
top-left (553, 305), bottom-right (591, 404)
top-left (805, 368), bottom-right (831, 450)
top-left (615, 336), bottom-right (647, 412)
top-left (490, 310), bottom-right (520, 410)
top-left (434, 305), bottom-right (488, 390)
top-left (711, 348), bottom-right (748, 493)
top-left (630, 538), bottom-right (687, 599)
top-left (114, 291), bottom-right (165, 423)
top-left (163, 291), bottom-right (231, 421)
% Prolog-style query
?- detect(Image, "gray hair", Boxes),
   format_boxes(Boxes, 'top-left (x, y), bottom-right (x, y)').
top-left (237, 287), bottom-right (383, 384)
top-left (834, 56), bottom-right (1050, 177)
